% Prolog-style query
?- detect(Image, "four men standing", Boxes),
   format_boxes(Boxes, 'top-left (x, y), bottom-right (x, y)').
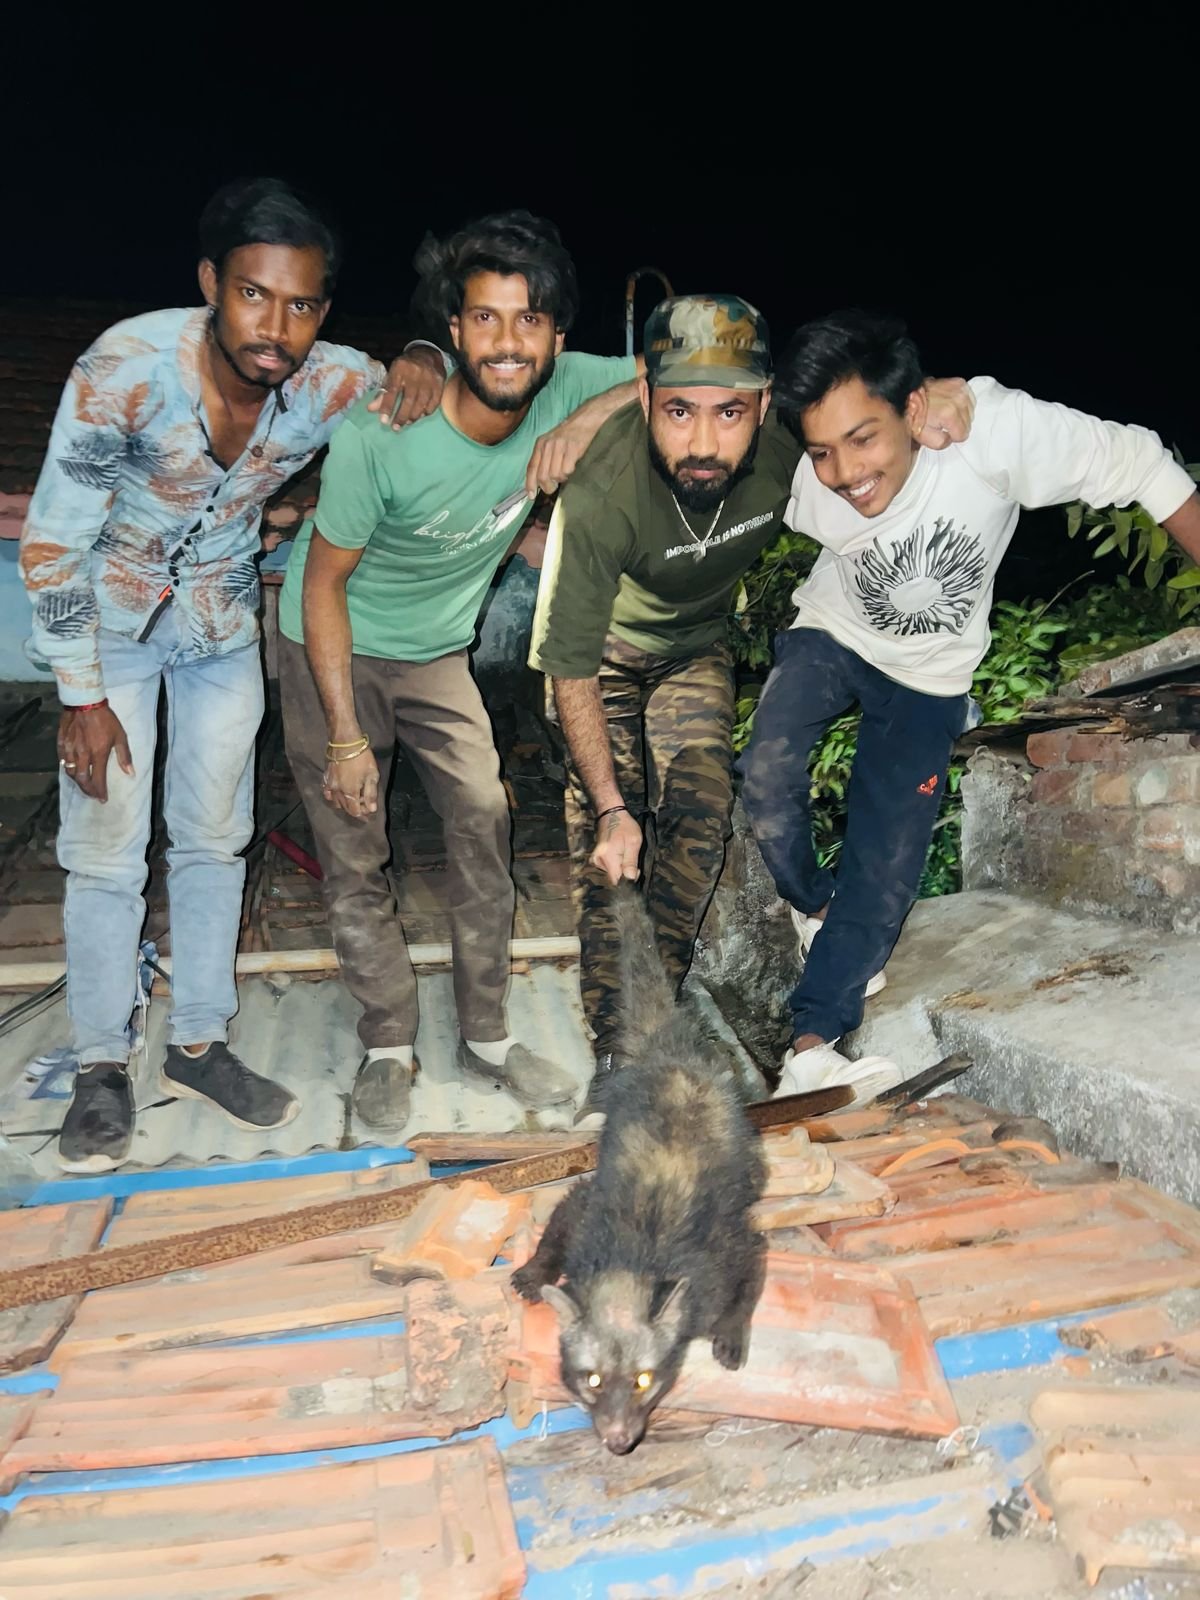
top-left (20, 185), bottom-right (1200, 1167)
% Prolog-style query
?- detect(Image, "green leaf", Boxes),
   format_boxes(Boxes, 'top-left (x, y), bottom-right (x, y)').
top-left (1065, 502), bottom-right (1084, 539)
top-left (1167, 568), bottom-right (1200, 589)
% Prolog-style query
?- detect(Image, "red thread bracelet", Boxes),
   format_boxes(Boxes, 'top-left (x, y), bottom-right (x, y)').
top-left (73, 700), bottom-right (109, 712)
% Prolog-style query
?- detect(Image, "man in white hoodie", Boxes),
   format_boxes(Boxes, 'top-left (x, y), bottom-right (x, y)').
top-left (740, 309), bottom-right (1200, 1093)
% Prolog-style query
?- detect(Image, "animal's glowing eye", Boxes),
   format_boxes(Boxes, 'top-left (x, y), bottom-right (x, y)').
top-left (635, 1371), bottom-right (654, 1391)
top-left (586, 1373), bottom-right (602, 1390)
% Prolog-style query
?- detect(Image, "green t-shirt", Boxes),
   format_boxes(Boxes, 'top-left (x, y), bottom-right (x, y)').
top-left (529, 403), bottom-right (801, 676)
top-left (278, 352), bottom-right (636, 661)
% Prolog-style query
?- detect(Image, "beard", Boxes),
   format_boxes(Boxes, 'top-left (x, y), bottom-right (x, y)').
top-left (647, 422), bottom-right (761, 512)
top-left (210, 313), bottom-right (298, 390)
top-left (456, 346), bottom-right (556, 413)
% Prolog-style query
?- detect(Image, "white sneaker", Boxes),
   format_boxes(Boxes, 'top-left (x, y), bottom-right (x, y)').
top-left (790, 907), bottom-right (887, 998)
top-left (773, 1041), bottom-right (903, 1106)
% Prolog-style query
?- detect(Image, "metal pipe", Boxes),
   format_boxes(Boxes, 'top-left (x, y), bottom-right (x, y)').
top-left (0, 936), bottom-right (583, 990)
top-left (624, 267), bottom-right (675, 357)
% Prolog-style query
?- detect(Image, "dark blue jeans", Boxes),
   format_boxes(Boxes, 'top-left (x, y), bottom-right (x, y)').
top-left (739, 628), bottom-right (968, 1044)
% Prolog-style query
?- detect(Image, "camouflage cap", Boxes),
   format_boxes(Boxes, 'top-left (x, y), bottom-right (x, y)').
top-left (644, 294), bottom-right (771, 391)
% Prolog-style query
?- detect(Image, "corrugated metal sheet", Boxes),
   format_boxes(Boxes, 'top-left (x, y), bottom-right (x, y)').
top-left (0, 964), bottom-right (591, 1178)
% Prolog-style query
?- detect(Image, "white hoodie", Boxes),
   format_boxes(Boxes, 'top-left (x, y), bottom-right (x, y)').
top-left (785, 377), bottom-right (1195, 696)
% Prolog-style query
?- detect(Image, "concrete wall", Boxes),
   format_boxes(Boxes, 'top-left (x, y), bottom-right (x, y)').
top-left (961, 728), bottom-right (1200, 935)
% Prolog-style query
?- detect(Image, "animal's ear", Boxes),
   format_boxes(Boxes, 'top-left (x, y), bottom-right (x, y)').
top-left (541, 1283), bottom-right (580, 1328)
top-left (654, 1279), bottom-right (690, 1333)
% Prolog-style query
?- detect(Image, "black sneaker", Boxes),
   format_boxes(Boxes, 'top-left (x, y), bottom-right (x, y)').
top-left (58, 1062), bottom-right (134, 1173)
top-left (352, 1052), bottom-right (416, 1132)
top-left (160, 1042), bottom-right (299, 1131)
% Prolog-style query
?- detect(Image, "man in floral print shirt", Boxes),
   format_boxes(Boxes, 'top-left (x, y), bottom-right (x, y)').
top-left (19, 177), bottom-right (443, 1172)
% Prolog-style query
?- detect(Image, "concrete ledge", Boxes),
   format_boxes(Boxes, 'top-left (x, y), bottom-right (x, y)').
top-left (847, 890), bottom-right (1200, 1206)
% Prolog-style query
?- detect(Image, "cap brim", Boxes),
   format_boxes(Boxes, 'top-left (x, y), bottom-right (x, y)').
top-left (648, 363), bottom-right (770, 391)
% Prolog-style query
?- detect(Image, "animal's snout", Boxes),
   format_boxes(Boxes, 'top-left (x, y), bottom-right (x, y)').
top-left (601, 1428), bottom-right (637, 1456)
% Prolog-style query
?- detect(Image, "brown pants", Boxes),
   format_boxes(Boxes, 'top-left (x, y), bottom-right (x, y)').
top-left (278, 635), bottom-right (514, 1050)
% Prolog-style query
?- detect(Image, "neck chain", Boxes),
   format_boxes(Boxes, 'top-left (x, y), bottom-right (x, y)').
top-left (670, 494), bottom-right (722, 560)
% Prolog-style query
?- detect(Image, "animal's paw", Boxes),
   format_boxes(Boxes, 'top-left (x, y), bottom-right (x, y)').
top-left (510, 1262), bottom-right (545, 1303)
top-left (711, 1323), bottom-right (751, 1371)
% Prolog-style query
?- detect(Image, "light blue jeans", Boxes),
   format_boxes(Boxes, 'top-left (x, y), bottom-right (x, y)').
top-left (57, 612), bottom-right (264, 1065)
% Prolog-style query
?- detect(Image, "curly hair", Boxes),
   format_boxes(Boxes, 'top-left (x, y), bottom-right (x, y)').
top-left (411, 209), bottom-right (580, 339)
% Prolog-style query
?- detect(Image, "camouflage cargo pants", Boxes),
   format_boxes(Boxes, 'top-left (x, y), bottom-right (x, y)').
top-left (556, 636), bottom-right (736, 1053)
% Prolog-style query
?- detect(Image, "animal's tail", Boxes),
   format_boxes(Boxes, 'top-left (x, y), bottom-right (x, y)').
top-left (613, 882), bottom-right (691, 1062)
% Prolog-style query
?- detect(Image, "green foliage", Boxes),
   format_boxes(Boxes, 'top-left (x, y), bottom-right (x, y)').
top-left (969, 599), bottom-right (1066, 722)
top-left (1063, 457), bottom-right (1200, 619)
top-left (1054, 576), bottom-right (1185, 679)
top-left (728, 529), bottom-right (820, 674)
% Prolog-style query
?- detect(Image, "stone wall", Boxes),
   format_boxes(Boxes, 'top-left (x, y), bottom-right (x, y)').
top-left (961, 728), bottom-right (1200, 935)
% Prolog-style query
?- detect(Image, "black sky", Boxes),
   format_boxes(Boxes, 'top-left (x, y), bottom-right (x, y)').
top-left (7, 26), bottom-right (1195, 599)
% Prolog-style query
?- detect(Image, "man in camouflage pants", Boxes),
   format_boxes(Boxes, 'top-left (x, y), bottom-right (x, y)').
top-left (529, 296), bottom-right (799, 1115)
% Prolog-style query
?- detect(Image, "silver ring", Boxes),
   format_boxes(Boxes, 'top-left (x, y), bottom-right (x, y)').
top-left (62, 761), bottom-right (77, 770)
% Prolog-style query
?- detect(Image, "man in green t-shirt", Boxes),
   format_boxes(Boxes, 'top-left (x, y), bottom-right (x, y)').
top-left (277, 212), bottom-right (639, 1131)
top-left (529, 295), bottom-right (972, 1117)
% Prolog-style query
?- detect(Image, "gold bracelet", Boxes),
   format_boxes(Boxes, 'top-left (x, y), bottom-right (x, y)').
top-left (325, 736), bottom-right (371, 763)
top-left (327, 735), bottom-right (368, 748)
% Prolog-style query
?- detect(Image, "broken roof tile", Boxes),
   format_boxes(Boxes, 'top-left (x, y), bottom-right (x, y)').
top-left (507, 1250), bottom-right (959, 1440)
top-left (0, 1437), bottom-right (525, 1597)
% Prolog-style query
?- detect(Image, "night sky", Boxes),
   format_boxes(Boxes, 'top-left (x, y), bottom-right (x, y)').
top-left (7, 30), bottom-right (1194, 600)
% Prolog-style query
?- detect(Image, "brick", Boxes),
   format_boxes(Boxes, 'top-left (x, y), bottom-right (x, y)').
top-left (1064, 731), bottom-right (1133, 765)
top-left (1026, 729), bottom-right (1072, 768)
top-left (371, 1180), bottom-right (530, 1284)
top-left (1063, 810), bottom-right (1136, 845)
top-left (1029, 767), bottom-right (1082, 807)
top-left (1140, 806), bottom-right (1199, 852)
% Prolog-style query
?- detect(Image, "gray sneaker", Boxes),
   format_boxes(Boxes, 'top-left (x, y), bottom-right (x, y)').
top-left (456, 1040), bottom-right (577, 1109)
top-left (352, 1053), bottom-right (416, 1132)
top-left (160, 1043), bottom-right (299, 1131)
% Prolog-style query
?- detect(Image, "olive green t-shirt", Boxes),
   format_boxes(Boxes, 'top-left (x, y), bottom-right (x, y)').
top-left (529, 403), bottom-right (801, 676)
top-left (278, 352), bottom-right (636, 661)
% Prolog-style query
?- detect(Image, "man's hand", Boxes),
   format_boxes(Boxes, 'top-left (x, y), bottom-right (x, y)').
top-left (57, 705), bottom-right (133, 804)
top-left (524, 412), bottom-right (596, 499)
top-left (367, 346), bottom-right (446, 430)
top-left (523, 380), bottom-right (638, 498)
top-left (920, 378), bottom-right (975, 449)
top-left (590, 809), bottom-right (643, 886)
top-left (322, 746), bottom-right (380, 820)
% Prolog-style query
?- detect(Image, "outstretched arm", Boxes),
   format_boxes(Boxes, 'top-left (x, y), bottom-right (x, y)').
top-left (524, 356), bottom-right (647, 497)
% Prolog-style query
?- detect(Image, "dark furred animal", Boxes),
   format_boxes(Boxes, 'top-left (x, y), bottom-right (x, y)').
top-left (511, 885), bottom-right (766, 1454)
